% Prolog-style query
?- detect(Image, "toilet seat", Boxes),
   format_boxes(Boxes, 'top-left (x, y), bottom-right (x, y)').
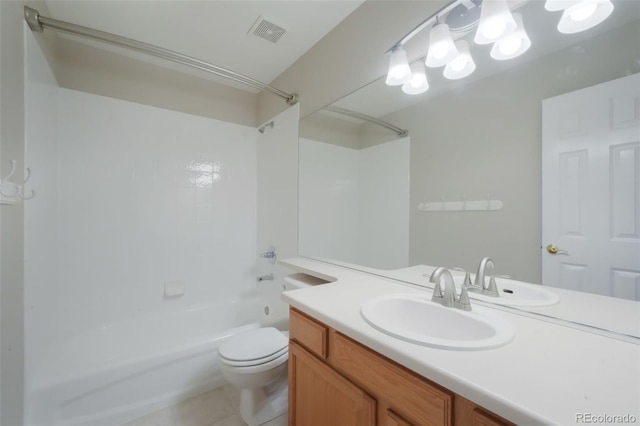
top-left (219, 327), bottom-right (288, 368)
top-left (220, 345), bottom-right (288, 367)
top-left (220, 351), bottom-right (288, 375)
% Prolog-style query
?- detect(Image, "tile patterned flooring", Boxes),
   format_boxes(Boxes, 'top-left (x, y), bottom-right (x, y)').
top-left (123, 385), bottom-right (286, 426)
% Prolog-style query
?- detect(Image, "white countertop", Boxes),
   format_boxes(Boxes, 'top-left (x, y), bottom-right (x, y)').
top-left (280, 257), bottom-right (640, 425)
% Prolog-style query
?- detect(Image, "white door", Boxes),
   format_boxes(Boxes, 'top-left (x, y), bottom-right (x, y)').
top-left (542, 73), bottom-right (640, 300)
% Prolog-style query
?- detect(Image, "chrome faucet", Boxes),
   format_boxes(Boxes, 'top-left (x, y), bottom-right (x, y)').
top-left (467, 257), bottom-right (499, 297)
top-left (429, 267), bottom-right (471, 311)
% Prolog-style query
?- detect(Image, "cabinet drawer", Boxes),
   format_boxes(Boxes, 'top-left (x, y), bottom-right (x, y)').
top-left (330, 332), bottom-right (453, 426)
top-left (289, 308), bottom-right (328, 359)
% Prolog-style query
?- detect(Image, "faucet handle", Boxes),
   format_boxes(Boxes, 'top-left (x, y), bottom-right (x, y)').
top-left (456, 287), bottom-right (472, 311)
top-left (431, 281), bottom-right (444, 301)
top-left (463, 271), bottom-right (472, 287)
top-left (485, 276), bottom-right (500, 297)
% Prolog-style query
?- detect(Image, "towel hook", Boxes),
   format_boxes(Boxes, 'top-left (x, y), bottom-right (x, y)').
top-left (19, 168), bottom-right (35, 200)
top-left (0, 160), bottom-right (19, 198)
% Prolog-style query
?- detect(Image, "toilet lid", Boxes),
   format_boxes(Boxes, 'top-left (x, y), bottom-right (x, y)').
top-left (219, 327), bottom-right (288, 362)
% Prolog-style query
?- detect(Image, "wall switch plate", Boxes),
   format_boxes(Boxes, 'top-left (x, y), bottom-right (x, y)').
top-left (164, 280), bottom-right (186, 297)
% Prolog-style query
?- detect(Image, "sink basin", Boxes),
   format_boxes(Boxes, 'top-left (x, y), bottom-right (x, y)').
top-left (462, 279), bottom-right (560, 307)
top-left (361, 293), bottom-right (514, 350)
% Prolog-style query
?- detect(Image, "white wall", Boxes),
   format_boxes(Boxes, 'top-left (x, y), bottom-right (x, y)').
top-left (1, 4), bottom-right (26, 424)
top-left (2, 2), bottom-right (56, 421)
top-left (25, 32), bottom-right (259, 388)
top-left (54, 37), bottom-right (259, 127)
top-left (299, 137), bottom-right (409, 270)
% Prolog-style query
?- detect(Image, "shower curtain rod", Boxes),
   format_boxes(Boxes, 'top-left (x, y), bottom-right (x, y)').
top-left (24, 6), bottom-right (298, 106)
top-left (325, 106), bottom-right (408, 137)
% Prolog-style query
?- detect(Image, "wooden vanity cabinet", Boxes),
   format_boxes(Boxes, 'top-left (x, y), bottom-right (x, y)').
top-left (288, 308), bottom-right (513, 426)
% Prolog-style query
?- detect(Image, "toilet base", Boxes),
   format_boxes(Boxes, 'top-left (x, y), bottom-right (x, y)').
top-left (239, 376), bottom-right (288, 426)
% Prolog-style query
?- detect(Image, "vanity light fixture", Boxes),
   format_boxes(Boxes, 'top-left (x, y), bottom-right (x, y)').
top-left (490, 13), bottom-right (531, 60)
top-left (425, 23), bottom-right (459, 68)
top-left (557, 0), bottom-right (614, 34)
top-left (443, 40), bottom-right (476, 79)
top-left (474, 0), bottom-right (517, 45)
top-left (386, 0), bottom-right (616, 96)
top-left (385, 46), bottom-right (412, 86)
top-left (402, 61), bottom-right (430, 94)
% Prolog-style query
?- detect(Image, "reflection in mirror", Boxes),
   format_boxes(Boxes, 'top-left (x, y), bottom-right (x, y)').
top-left (299, 108), bottom-right (410, 269)
top-left (299, 0), bottom-right (640, 307)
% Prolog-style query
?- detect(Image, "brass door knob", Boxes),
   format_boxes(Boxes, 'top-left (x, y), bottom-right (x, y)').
top-left (546, 244), bottom-right (569, 255)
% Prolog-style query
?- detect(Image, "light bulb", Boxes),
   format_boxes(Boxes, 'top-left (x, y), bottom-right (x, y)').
top-left (490, 13), bottom-right (531, 60)
top-left (557, 0), bottom-right (614, 34)
top-left (498, 36), bottom-right (522, 55)
top-left (425, 23), bottom-right (459, 68)
top-left (475, 0), bottom-right (517, 45)
top-left (391, 66), bottom-right (406, 79)
top-left (431, 46), bottom-right (448, 59)
top-left (443, 40), bottom-right (476, 80)
top-left (569, 2), bottom-right (597, 21)
top-left (449, 57), bottom-right (467, 72)
top-left (482, 21), bottom-right (507, 40)
top-left (402, 61), bottom-right (429, 95)
top-left (386, 46), bottom-right (411, 86)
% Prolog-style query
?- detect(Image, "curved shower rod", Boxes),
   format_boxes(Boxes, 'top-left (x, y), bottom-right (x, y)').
top-left (24, 6), bottom-right (298, 106)
top-left (325, 106), bottom-right (408, 137)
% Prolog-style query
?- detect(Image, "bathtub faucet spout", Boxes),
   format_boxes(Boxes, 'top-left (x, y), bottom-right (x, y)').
top-left (257, 274), bottom-right (274, 282)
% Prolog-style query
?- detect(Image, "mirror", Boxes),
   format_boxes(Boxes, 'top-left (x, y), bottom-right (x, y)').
top-left (299, 109), bottom-right (410, 270)
top-left (298, 0), bottom-right (640, 335)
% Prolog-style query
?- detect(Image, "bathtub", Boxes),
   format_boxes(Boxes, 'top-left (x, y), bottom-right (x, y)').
top-left (26, 300), bottom-right (264, 426)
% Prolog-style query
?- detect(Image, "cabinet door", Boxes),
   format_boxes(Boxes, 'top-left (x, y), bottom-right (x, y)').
top-left (385, 410), bottom-right (414, 426)
top-left (289, 342), bottom-right (376, 426)
top-left (454, 396), bottom-right (514, 426)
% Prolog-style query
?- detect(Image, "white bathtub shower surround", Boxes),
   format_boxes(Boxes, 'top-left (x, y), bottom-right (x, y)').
top-left (28, 305), bottom-right (260, 426)
top-left (27, 86), bottom-right (259, 353)
top-left (24, 32), bottom-right (274, 426)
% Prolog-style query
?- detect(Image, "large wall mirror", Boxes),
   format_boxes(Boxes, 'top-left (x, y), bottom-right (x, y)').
top-left (298, 0), bottom-right (640, 333)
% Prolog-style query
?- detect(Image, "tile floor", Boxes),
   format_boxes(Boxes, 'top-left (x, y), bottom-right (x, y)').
top-left (123, 384), bottom-right (286, 426)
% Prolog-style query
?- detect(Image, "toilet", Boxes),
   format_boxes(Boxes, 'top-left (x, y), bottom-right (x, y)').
top-left (218, 274), bottom-right (328, 425)
top-left (218, 327), bottom-right (289, 426)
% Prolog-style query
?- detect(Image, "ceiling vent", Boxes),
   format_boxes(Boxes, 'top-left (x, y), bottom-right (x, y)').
top-left (248, 15), bottom-right (287, 44)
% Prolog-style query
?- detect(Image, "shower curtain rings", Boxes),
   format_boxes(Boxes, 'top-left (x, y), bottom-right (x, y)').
top-left (0, 160), bottom-right (20, 198)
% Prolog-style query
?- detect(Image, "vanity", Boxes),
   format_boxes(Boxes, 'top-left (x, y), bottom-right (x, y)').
top-left (289, 308), bottom-right (513, 426)
top-left (280, 258), bottom-right (640, 425)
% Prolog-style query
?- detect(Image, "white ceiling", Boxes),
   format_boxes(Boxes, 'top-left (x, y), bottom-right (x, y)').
top-left (44, 0), bottom-right (364, 91)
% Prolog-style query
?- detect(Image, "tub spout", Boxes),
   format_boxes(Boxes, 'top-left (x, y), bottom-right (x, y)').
top-left (257, 274), bottom-right (274, 282)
